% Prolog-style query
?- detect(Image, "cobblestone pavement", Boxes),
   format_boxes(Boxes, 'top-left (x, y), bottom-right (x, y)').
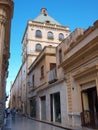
top-left (4, 115), bottom-right (68, 130)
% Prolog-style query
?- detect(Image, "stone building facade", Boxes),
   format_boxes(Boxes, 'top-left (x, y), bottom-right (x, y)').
top-left (17, 20), bottom-right (98, 129)
top-left (0, 0), bottom-right (14, 128)
top-left (10, 8), bottom-right (70, 115)
top-left (59, 20), bottom-right (98, 129)
top-left (10, 6), bottom-right (98, 129)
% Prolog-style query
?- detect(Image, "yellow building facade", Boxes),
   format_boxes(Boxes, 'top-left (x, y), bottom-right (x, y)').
top-left (60, 20), bottom-right (98, 128)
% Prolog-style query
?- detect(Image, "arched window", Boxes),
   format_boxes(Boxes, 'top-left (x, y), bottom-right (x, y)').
top-left (36, 43), bottom-right (42, 51)
top-left (59, 33), bottom-right (64, 41)
top-left (35, 30), bottom-right (42, 38)
top-left (47, 31), bottom-right (54, 39)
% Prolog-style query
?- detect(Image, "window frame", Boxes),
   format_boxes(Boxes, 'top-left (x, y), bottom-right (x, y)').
top-left (47, 31), bottom-right (54, 39)
top-left (32, 74), bottom-right (35, 88)
top-left (35, 43), bottom-right (42, 51)
top-left (50, 63), bottom-right (56, 70)
top-left (40, 65), bottom-right (44, 79)
top-left (59, 49), bottom-right (62, 64)
top-left (35, 30), bottom-right (42, 38)
top-left (59, 33), bottom-right (64, 41)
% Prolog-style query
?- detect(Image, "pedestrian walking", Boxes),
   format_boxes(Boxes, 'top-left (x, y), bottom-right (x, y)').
top-left (7, 107), bottom-right (11, 118)
top-left (5, 109), bottom-right (7, 118)
top-left (11, 107), bottom-right (16, 120)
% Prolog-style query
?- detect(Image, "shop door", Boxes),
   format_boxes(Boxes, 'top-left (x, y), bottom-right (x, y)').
top-left (41, 96), bottom-right (46, 120)
top-left (50, 92), bottom-right (61, 122)
top-left (81, 87), bottom-right (98, 128)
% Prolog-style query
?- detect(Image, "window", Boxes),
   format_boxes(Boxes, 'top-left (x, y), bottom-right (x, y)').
top-left (47, 31), bottom-right (54, 39)
top-left (59, 49), bottom-right (62, 64)
top-left (40, 65), bottom-right (44, 79)
top-left (36, 43), bottom-right (42, 51)
top-left (35, 30), bottom-right (42, 38)
top-left (50, 63), bottom-right (56, 70)
top-left (59, 33), bottom-right (64, 41)
top-left (45, 20), bottom-right (50, 23)
top-left (32, 75), bottom-right (34, 87)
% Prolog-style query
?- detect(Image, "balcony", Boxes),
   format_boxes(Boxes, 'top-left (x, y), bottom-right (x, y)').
top-left (48, 68), bottom-right (58, 84)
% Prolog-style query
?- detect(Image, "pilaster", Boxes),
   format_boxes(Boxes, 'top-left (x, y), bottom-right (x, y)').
top-left (0, 7), bottom-right (7, 98)
top-left (0, 0), bottom-right (14, 128)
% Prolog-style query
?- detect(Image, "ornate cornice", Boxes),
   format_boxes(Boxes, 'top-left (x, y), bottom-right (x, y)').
top-left (61, 36), bottom-right (98, 72)
top-left (0, 0), bottom-right (14, 19)
top-left (28, 20), bottom-right (69, 30)
top-left (0, 15), bottom-right (6, 24)
top-left (64, 20), bottom-right (98, 55)
top-left (73, 65), bottom-right (98, 79)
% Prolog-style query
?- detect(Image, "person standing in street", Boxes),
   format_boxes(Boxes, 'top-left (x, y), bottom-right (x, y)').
top-left (11, 107), bottom-right (16, 120)
top-left (7, 107), bottom-right (11, 118)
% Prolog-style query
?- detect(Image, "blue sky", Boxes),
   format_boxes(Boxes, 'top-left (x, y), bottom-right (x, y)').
top-left (6, 0), bottom-right (98, 94)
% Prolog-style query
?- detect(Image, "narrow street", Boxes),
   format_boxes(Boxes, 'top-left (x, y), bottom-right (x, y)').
top-left (4, 115), bottom-right (68, 130)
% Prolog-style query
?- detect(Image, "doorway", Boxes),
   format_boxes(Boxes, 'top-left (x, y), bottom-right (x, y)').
top-left (40, 96), bottom-right (46, 120)
top-left (81, 87), bottom-right (98, 128)
top-left (50, 92), bottom-right (61, 123)
top-left (30, 97), bottom-right (36, 117)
